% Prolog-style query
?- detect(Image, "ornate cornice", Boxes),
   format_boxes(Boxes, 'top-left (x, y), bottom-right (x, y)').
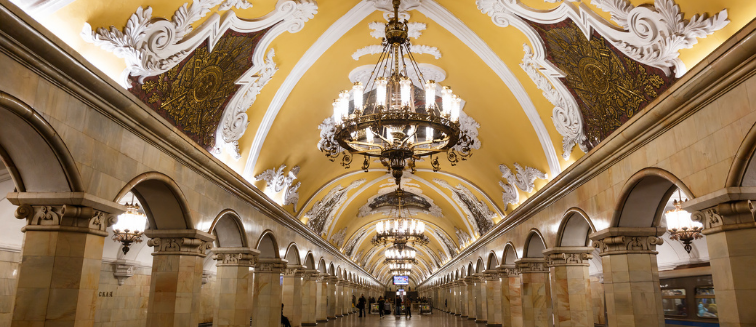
top-left (590, 227), bottom-right (664, 256)
top-left (212, 247), bottom-right (259, 267)
top-left (255, 165), bottom-right (301, 212)
top-left (543, 246), bottom-right (594, 267)
top-left (255, 258), bottom-right (288, 272)
top-left (145, 229), bottom-right (215, 257)
top-left (14, 204), bottom-right (117, 236)
top-left (514, 258), bottom-right (548, 273)
top-left (691, 200), bottom-right (756, 234)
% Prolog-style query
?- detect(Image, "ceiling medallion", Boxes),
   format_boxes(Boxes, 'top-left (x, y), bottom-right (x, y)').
top-left (318, 0), bottom-right (474, 186)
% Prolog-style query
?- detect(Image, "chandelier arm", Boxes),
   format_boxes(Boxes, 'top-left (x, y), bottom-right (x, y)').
top-left (365, 42), bottom-right (392, 93)
top-left (404, 43), bottom-right (427, 87)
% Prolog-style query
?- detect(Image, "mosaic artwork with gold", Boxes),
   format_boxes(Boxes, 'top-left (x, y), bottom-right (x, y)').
top-left (129, 28), bottom-right (270, 150)
top-left (528, 20), bottom-right (676, 149)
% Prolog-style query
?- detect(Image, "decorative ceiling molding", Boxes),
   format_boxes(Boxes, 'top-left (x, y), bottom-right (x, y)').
top-left (434, 178), bottom-right (497, 236)
top-left (82, 0), bottom-right (317, 159)
top-left (357, 177), bottom-right (443, 218)
top-left (304, 178), bottom-right (366, 236)
top-left (418, 0), bottom-right (561, 177)
top-left (342, 228), bottom-right (368, 257)
top-left (520, 43), bottom-right (586, 158)
top-left (476, 0), bottom-right (728, 78)
top-left (499, 162), bottom-right (546, 210)
top-left (455, 227), bottom-right (471, 249)
top-left (352, 20), bottom-right (441, 60)
top-left (244, 1), bottom-right (376, 179)
top-left (434, 228), bottom-right (459, 257)
top-left (254, 164), bottom-right (301, 212)
top-left (9, 0), bottom-right (76, 17)
top-left (245, 0), bottom-right (561, 179)
top-left (329, 227), bottom-right (347, 248)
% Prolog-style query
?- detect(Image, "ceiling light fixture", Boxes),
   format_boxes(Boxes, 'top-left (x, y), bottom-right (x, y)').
top-left (112, 194), bottom-right (147, 255)
top-left (372, 189), bottom-right (430, 247)
top-left (319, 0), bottom-right (474, 186)
top-left (665, 191), bottom-right (702, 254)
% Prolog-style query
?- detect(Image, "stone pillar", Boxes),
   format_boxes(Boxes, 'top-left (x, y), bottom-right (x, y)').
top-left (466, 277), bottom-right (476, 320)
top-left (212, 247), bottom-right (258, 327)
top-left (327, 277), bottom-right (337, 319)
top-left (143, 229), bottom-right (214, 327)
top-left (251, 258), bottom-right (287, 327)
top-left (342, 283), bottom-right (351, 315)
top-left (476, 274), bottom-right (488, 323)
top-left (455, 281), bottom-right (464, 316)
top-left (301, 270), bottom-right (319, 326)
top-left (589, 274), bottom-right (606, 326)
top-left (690, 203), bottom-right (756, 327)
top-left (515, 258), bottom-right (552, 327)
top-left (334, 279), bottom-right (344, 317)
top-left (500, 266), bottom-right (523, 327)
top-left (485, 272), bottom-right (503, 327)
top-left (543, 247), bottom-right (594, 327)
top-left (283, 265), bottom-right (304, 327)
top-left (590, 227), bottom-right (665, 327)
top-left (9, 200), bottom-right (121, 327)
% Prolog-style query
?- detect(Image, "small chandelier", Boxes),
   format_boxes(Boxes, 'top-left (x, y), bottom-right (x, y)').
top-left (384, 245), bottom-right (416, 260)
top-left (392, 270), bottom-right (411, 276)
top-left (319, 0), bottom-right (473, 186)
top-left (388, 262), bottom-right (413, 270)
top-left (112, 195), bottom-right (147, 255)
top-left (372, 190), bottom-right (430, 247)
top-left (665, 191), bottom-right (703, 254)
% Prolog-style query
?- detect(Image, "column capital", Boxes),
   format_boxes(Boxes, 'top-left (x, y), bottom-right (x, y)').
top-left (254, 258), bottom-right (288, 272)
top-left (145, 229), bottom-right (215, 257)
top-left (689, 200), bottom-right (756, 234)
top-left (514, 258), bottom-right (548, 273)
top-left (212, 247), bottom-right (259, 267)
top-left (283, 264), bottom-right (304, 276)
top-left (482, 271), bottom-right (502, 281)
top-left (543, 246), bottom-right (594, 267)
top-left (9, 192), bottom-right (125, 236)
top-left (589, 227), bottom-right (664, 256)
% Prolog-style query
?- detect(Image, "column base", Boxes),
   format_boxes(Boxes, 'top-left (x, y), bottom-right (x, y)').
top-left (317, 320), bottom-right (329, 323)
top-left (335, 315), bottom-right (343, 318)
top-left (486, 324), bottom-right (502, 327)
top-left (327, 316), bottom-right (336, 320)
top-left (476, 320), bottom-right (487, 323)
top-left (468, 317), bottom-right (477, 320)
top-left (302, 323), bottom-right (317, 326)
top-left (461, 315), bottom-right (468, 318)
top-left (455, 314), bottom-right (462, 316)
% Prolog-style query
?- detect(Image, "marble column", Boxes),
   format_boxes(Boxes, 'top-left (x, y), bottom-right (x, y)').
top-left (283, 265), bottom-right (304, 327)
top-left (589, 274), bottom-right (606, 326)
top-left (543, 247), bottom-right (594, 327)
top-left (500, 266), bottom-right (523, 327)
top-left (590, 227), bottom-right (665, 327)
top-left (466, 277), bottom-right (476, 320)
top-left (455, 281), bottom-right (464, 316)
top-left (691, 203), bottom-right (756, 327)
top-left (343, 283), bottom-right (351, 314)
top-left (515, 258), bottom-right (552, 327)
top-left (327, 277), bottom-right (337, 319)
top-left (334, 279), bottom-right (344, 317)
top-left (144, 229), bottom-right (214, 327)
top-left (476, 274), bottom-right (488, 323)
top-left (211, 247), bottom-right (258, 327)
top-left (251, 258), bottom-right (287, 327)
top-left (301, 270), bottom-right (319, 326)
top-left (485, 271), bottom-right (503, 327)
top-left (10, 200), bottom-right (121, 327)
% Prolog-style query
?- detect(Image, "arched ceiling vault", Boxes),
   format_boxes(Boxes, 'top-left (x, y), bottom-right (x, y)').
top-left (20, 0), bottom-right (750, 282)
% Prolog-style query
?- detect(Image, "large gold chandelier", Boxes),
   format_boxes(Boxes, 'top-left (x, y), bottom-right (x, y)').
top-left (372, 189), bottom-right (430, 247)
top-left (319, 0), bottom-right (472, 185)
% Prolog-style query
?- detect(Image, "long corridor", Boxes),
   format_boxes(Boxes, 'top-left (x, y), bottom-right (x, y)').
top-left (318, 312), bottom-right (477, 327)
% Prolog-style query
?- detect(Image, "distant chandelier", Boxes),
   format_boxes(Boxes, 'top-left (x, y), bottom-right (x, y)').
top-left (384, 245), bottom-right (416, 260)
top-left (112, 195), bottom-right (147, 255)
top-left (665, 191), bottom-right (703, 254)
top-left (388, 262), bottom-right (413, 270)
top-left (372, 190), bottom-right (430, 247)
top-left (392, 270), bottom-right (411, 276)
top-left (319, 0), bottom-right (473, 186)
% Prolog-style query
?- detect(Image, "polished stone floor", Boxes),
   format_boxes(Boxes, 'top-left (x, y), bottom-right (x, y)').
top-left (319, 312), bottom-right (479, 327)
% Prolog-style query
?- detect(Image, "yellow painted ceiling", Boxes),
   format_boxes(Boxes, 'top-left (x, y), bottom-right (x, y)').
top-left (22, 0), bottom-right (753, 281)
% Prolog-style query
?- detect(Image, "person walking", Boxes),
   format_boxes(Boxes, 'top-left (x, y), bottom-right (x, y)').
top-left (358, 294), bottom-right (367, 317)
top-left (404, 297), bottom-right (412, 318)
top-left (378, 297), bottom-right (385, 318)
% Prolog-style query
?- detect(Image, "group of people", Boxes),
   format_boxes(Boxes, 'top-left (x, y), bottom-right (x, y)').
top-left (284, 294), bottom-right (415, 326)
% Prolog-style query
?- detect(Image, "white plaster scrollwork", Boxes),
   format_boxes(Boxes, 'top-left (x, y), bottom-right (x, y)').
top-left (498, 180), bottom-right (519, 209)
top-left (520, 44), bottom-right (587, 158)
top-left (367, 0), bottom-right (421, 13)
top-left (343, 228), bottom-right (368, 257)
top-left (499, 163), bottom-right (547, 209)
top-left (477, 0), bottom-right (728, 78)
top-left (317, 117), bottom-right (343, 155)
top-left (352, 16), bottom-right (441, 61)
top-left (330, 227), bottom-right (347, 248)
top-left (434, 179), bottom-right (496, 236)
top-left (478, 0), bottom-right (727, 158)
top-left (455, 227), bottom-right (471, 248)
top-left (255, 165), bottom-right (301, 211)
top-left (305, 179), bottom-right (366, 235)
top-left (82, 0), bottom-right (317, 158)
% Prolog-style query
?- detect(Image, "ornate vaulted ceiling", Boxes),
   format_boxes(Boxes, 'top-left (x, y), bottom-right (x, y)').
top-left (12, 0), bottom-right (752, 283)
